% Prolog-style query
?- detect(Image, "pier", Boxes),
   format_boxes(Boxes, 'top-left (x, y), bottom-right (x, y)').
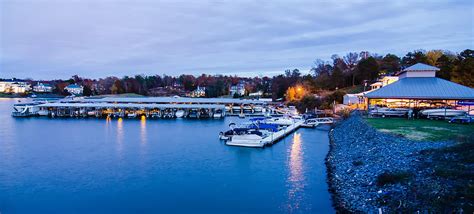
top-left (261, 120), bottom-right (305, 145)
top-left (225, 117), bottom-right (334, 148)
top-left (226, 120), bottom-right (305, 148)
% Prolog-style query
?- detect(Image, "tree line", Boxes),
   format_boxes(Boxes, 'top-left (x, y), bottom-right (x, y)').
top-left (8, 49), bottom-right (472, 103)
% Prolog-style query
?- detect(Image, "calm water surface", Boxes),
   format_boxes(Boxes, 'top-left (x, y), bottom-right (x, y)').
top-left (0, 98), bottom-right (334, 213)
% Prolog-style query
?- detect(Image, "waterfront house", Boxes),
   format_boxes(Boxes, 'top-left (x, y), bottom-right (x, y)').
top-left (370, 76), bottom-right (399, 90)
top-left (65, 84), bottom-right (84, 95)
top-left (33, 82), bottom-right (54, 93)
top-left (188, 86), bottom-right (206, 97)
top-left (229, 83), bottom-right (246, 96)
top-left (365, 63), bottom-right (474, 110)
top-left (0, 79), bottom-right (31, 93)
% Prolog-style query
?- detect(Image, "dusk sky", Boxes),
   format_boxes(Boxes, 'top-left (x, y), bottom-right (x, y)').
top-left (1, 0), bottom-right (473, 79)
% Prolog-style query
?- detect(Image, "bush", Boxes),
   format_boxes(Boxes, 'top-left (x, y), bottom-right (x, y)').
top-left (376, 171), bottom-right (411, 186)
top-left (338, 108), bottom-right (352, 119)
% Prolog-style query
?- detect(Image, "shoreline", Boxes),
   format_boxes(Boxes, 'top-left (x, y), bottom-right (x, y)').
top-left (325, 112), bottom-right (470, 212)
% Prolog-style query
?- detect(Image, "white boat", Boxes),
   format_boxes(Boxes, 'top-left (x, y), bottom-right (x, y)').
top-left (369, 107), bottom-right (409, 117)
top-left (264, 117), bottom-right (295, 126)
top-left (12, 103), bottom-right (40, 117)
top-left (150, 112), bottom-right (161, 118)
top-left (127, 113), bottom-right (137, 118)
top-left (253, 106), bottom-right (263, 112)
top-left (288, 106), bottom-right (298, 115)
top-left (226, 134), bottom-right (265, 148)
top-left (38, 109), bottom-right (49, 116)
top-left (301, 117), bottom-right (334, 128)
top-left (87, 111), bottom-right (96, 116)
top-left (420, 108), bottom-right (467, 118)
top-left (213, 109), bottom-right (223, 118)
top-left (175, 110), bottom-right (185, 118)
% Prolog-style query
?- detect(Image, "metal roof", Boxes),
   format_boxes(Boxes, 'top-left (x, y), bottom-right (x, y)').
top-left (365, 77), bottom-right (474, 100)
top-left (38, 103), bottom-right (226, 109)
top-left (402, 63), bottom-right (440, 72)
top-left (66, 84), bottom-right (82, 88)
top-left (83, 97), bottom-right (266, 104)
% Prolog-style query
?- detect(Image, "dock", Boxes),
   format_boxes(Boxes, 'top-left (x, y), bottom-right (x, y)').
top-left (11, 96), bottom-right (273, 119)
top-left (262, 120), bottom-right (305, 145)
top-left (226, 120), bottom-right (305, 148)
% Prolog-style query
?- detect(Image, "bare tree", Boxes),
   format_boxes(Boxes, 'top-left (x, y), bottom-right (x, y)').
top-left (343, 52), bottom-right (359, 86)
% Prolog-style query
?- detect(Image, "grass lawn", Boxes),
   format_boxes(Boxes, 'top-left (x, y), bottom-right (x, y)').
top-left (365, 117), bottom-right (474, 143)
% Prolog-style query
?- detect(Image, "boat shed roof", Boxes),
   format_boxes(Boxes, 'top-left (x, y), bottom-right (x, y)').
top-left (38, 102), bottom-right (226, 109)
top-left (365, 77), bottom-right (474, 100)
top-left (402, 63), bottom-right (440, 72)
top-left (83, 97), bottom-right (266, 104)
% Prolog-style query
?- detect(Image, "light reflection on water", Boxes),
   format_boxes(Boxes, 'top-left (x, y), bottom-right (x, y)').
top-left (286, 132), bottom-right (305, 212)
top-left (140, 115), bottom-right (147, 146)
top-left (116, 117), bottom-right (124, 157)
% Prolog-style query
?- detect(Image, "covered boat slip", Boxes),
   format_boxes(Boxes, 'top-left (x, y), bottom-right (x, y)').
top-left (36, 102), bottom-right (226, 118)
top-left (365, 77), bottom-right (474, 115)
top-left (83, 96), bottom-right (268, 115)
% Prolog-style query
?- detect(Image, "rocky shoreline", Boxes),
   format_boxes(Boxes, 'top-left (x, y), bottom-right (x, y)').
top-left (325, 112), bottom-right (471, 212)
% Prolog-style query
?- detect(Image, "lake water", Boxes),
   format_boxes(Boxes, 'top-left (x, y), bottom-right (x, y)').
top-left (0, 98), bottom-right (334, 213)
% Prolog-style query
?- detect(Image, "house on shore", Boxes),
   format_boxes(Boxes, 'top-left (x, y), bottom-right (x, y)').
top-left (33, 82), bottom-right (54, 93)
top-left (229, 83), bottom-right (246, 96)
top-left (188, 86), bottom-right (206, 97)
top-left (0, 79), bottom-right (31, 93)
top-left (65, 84), bottom-right (84, 95)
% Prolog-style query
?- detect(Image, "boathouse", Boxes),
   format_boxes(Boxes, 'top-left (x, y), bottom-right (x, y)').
top-left (28, 96), bottom-right (271, 118)
top-left (364, 63), bottom-right (474, 111)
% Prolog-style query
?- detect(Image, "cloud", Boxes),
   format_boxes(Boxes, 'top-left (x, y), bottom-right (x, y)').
top-left (0, 0), bottom-right (473, 79)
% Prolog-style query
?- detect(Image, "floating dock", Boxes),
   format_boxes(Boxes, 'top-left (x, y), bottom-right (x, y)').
top-left (226, 120), bottom-right (305, 148)
top-left (262, 120), bottom-right (305, 145)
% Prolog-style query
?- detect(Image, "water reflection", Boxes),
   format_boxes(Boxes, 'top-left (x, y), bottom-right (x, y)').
top-left (140, 115), bottom-right (147, 148)
top-left (116, 118), bottom-right (124, 157)
top-left (286, 132), bottom-right (305, 212)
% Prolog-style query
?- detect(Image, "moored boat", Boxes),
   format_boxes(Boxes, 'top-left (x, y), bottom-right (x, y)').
top-left (420, 108), bottom-right (467, 118)
top-left (12, 103), bottom-right (40, 117)
top-left (175, 110), bottom-right (185, 118)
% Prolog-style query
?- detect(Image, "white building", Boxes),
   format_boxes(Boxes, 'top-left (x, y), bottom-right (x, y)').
top-left (189, 86), bottom-right (206, 97)
top-left (370, 76), bottom-right (399, 90)
top-left (65, 84), bottom-right (84, 95)
top-left (249, 91), bottom-right (263, 97)
top-left (229, 83), bottom-right (246, 96)
top-left (0, 80), bottom-right (31, 93)
top-left (33, 82), bottom-right (53, 93)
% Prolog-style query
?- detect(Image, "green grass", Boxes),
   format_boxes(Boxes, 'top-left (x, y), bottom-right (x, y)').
top-left (365, 117), bottom-right (474, 143)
